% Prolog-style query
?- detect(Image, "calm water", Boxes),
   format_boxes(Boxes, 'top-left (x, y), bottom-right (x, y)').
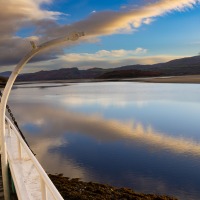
top-left (6, 82), bottom-right (200, 199)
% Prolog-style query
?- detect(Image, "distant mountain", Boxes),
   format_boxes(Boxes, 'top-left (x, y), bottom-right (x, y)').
top-left (17, 67), bottom-right (107, 81)
top-left (97, 55), bottom-right (200, 79)
top-left (151, 55), bottom-right (200, 75)
top-left (0, 76), bottom-right (8, 85)
top-left (97, 69), bottom-right (162, 79)
top-left (0, 71), bottom-right (12, 78)
top-left (11, 55), bottom-right (200, 81)
top-left (116, 56), bottom-right (200, 74)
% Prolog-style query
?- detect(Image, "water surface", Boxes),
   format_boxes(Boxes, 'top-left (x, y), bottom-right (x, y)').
top-left (7, 82), bottom-right (200, 199)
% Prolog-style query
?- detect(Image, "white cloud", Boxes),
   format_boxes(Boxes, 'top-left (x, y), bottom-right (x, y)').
top-left (1, 0), bottom-right (61, 22)
top-left (0, 0), bottom-right (61, 37)
top-left (143, 18), bottom-right (154, 24)
top-left (43, 0), bottom-right (200, 39)
top-left (0, 0), bottom-right (199, 70)
top-left (18, 53), bottom-right (181, 73)
top-left (0, 0), bottom-right (64, 67)
top-left (61, 48), bottom-right (148, 62)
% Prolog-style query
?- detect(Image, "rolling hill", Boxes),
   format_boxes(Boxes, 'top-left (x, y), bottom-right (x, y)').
top-left (0, 55), bottom-right (199, 82)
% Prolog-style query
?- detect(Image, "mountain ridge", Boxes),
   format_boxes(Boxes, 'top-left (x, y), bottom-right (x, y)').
top-left (0, 55), bottom-right (200, 81)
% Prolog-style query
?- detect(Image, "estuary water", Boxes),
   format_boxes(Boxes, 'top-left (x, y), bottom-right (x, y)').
top-left (7, 82), bottom-right (200, 199)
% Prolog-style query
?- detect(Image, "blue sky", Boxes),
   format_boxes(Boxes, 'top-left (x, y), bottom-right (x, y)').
top-left (0, 0), bottom-right (200, 73)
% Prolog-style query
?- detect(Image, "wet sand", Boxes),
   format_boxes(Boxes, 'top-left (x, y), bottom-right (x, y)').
top-left (125, 75), bottom-right (200, 84)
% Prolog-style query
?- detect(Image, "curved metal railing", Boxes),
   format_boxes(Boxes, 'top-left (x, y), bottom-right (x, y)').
top-left (5, 116), bottom-right (63, 200)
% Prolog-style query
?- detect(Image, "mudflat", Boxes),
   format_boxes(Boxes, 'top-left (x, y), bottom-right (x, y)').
top-left (132, 75), bottom-right (200, 84)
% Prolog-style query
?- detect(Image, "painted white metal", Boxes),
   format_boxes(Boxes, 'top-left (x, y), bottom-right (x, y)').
top-left (7, 122), bottom-right (11, 137)
top-left (0, 32), bottom-right (84, 199)
top-left (5, 116), bottom-right (64, 200)
top-left (40, 178), bottom-right (47, 200)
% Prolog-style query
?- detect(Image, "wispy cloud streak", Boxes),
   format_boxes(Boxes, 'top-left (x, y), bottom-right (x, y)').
top-left (44, 0), bottom-right (200, 38)
top-left (0, 0), bottom-right (199, 69)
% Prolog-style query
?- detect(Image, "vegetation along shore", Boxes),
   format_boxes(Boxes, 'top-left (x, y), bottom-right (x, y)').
top-left (49, 174), bottom-right (178, 200)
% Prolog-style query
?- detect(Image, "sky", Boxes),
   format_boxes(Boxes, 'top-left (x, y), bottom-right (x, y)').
top-left (0, 0), bottom-right (200, 73)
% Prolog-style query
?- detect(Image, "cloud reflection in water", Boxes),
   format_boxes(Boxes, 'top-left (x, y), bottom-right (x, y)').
top-left (10, 102), bottom-right (200, 157)
top-left (9, 102), bottom-right (200, 199)
top-left (7, 82), bottom-right (200, 199)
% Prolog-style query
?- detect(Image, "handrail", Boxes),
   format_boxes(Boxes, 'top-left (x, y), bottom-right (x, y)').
top-left (5, 116), bottom-right (64, 200)
top-left (0, 32), bottom-right (84, 200)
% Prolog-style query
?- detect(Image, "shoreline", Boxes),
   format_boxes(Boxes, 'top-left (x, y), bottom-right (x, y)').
top-left (129, 75), bottom-right (200, 84)
top-left (49, 174), bottom-right (178, 200)
top-left (9, 75), bottom-right (200, 85)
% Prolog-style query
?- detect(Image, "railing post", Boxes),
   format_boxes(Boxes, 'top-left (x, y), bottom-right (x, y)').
top-left (41, 178), bottom-right (47, 200)
top-left (0, 104), bottom-right (11, 200)
top-left (8, 124), bottom-right (11, 137)
top-left (17, 139), bottom-right (22, 160)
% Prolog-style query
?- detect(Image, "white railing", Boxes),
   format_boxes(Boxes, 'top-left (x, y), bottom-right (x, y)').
top-left (0, 32), bottom-right (84, 199)
top-left (5, 116), bottom-right (64, 200)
